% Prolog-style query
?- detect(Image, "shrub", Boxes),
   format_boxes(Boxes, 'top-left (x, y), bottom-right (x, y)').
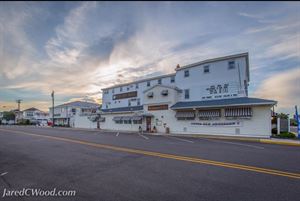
top-left (278, 132), bottom-right (296, 139)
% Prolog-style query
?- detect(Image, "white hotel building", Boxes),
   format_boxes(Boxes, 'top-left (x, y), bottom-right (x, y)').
top-left (100, 53), bottom-right (277, 138)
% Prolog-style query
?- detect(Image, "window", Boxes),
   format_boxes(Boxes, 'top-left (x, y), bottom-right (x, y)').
top-left (135, 83), bottom-right (139, 89)
top-left (137, 98), bottom-right (140, 106)
top-left (133, 120), bottom-right (142, 124)
top-left (184, 70), bottom-right (189, 77)
top-left (120, 87), bottom-right (123, 92)
top-left (127, 87), bottom-right (129, 91)
top-left (184, 89), bottom-right (190, 99)
top-left (147, 81), bottom-right (151, 87)
top-left (158, 79), bottom-right (162, 84)
top-left (228, 61), bottom-right (235, 69)
top-left (204, 65), bottom-right (210, 73)
top-left (170, 76), bottom-right (175, 83)
top-left (128, 100), bottom-right (131, 106)
top-left (112, 88), bottom-right (114, 94)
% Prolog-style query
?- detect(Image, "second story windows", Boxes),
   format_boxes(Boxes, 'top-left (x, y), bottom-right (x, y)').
top-left (120, 86), bottom-right (123, 92)
top-left (204, 65), bottom-right (210, 73)
top-left (158, 79), bottom-right (162, 84)
top-left (228, 61), bottom-right (235, 69)
top-left (184, 70), bottom-right (189, 77)
top-left (147, 81), bottom-right (151, 87)
top-left (184, 89), bottom-right (190, 99)
top-left (170, 76), bottom-right (175, 83)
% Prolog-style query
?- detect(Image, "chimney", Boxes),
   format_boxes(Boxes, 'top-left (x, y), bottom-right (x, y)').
top-left (175, 64), bottom-right (180, 70)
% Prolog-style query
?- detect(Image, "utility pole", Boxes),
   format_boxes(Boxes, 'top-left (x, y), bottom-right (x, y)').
top-left (51, 91), bottom-right (55, 127)
top-left (16, 99), bottom-right (22, 123)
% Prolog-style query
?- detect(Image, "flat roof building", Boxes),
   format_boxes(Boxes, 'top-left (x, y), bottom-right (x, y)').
top-left (100, 53), bottom-right (276, 138)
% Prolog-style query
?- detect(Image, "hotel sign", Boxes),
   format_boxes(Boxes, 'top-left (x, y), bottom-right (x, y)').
top-left (201, 82), bottom-right (241, 100)
top-left (148, 104), bottom-right (168, 111)
top-left (113, 91), bottom-right (137, 100)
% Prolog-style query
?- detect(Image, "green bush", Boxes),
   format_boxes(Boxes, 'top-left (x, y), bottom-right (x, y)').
top-left (278, 132), bottom-right (296, 139)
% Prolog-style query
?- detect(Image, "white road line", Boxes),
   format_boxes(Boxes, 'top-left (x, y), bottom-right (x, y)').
top-left (138, 133), bottom-right (149, 140)
top-left (205, 139), bottom-right (265, 149)
top-left (167, 136), bottom-right (194, 143)
top-left (0, 172), bottom-right (8, 176)
top-left (116, 132), bottom-right (119, 137)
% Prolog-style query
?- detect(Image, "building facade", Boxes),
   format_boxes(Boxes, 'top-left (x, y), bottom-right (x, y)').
top-left (49, 101), bottom-right (100, 128)
top-left (22, 107), bottom-right (49, 125)
top-left (100, 53), bottom-right (277, 138)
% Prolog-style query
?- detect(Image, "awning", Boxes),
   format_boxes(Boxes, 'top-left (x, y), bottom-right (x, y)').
top-left (225, 107), bottom-right (252, 117)
top-left (161, 90), bottom-right (168, 96)
top-left (175, 111), bottom-right (195, 118)
top-left (147, 92), bottom-right (154, 97)
top-left (113, 116), bottom-right (123, 121)
top-left (132, 116), bottom-right (142, 121)
top-left (198, 110), bottom-right (220, 117)
top-left (122, 116), bottom-right (132, 121)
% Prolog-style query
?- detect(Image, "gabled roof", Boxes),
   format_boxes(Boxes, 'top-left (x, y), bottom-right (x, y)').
top-left (53, 101), bottom-right (100, 109)
top-left (143, 84), bottom-right (182, 93)
top-left (170, 97), bottom-right (276, 110)
top-left (101, 105), bottom-right (143, 113)
top-left (23, 107), bottom-right (40, 112)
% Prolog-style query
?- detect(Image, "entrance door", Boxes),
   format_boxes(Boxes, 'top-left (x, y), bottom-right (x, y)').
top-left (146, 117), bottom-right (151, 132)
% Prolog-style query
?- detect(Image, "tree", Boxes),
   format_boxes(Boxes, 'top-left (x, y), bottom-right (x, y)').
top-left (3, 111), bottom-right (15, 121)
top-left (277, 113), bottom-right (289, 119)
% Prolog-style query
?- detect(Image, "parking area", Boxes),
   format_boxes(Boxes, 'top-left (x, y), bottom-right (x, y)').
top-left (0, 126), bottom-right (299, 201)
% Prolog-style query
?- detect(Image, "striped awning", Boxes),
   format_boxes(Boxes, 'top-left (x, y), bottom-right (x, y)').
top-left (132, 116), bottom-right (142, 121)
top-left (147, 92), bottom-right (154, 97)
top-left (122, 116), bottom-right (132, 121)
top-left (198, 110), bottom-right (220, 117)
top-left (225, 107), bottom-right (252, 117)
top-left (113, 116), bottom-right (123, 121)
top-left (175, 111), bottom-right (195, 118)
top-left (161, 90), bottom-right (168, 96)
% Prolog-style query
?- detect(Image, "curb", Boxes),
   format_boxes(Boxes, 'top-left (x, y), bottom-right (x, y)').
top-left (259, 139), bottom-right (300, 147)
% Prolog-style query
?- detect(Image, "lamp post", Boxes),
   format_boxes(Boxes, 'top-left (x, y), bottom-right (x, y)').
top-left (51, 91), bottom-right (55, 127)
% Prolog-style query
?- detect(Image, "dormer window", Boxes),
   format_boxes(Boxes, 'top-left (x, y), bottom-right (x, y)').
top-left (147, 81), bottom-right (151, 87)
top-left (158, 79), bottom-right (162, 84)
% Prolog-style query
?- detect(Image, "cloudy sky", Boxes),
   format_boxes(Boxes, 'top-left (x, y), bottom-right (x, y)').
top-left (0, 2), bottom-right (299, 115)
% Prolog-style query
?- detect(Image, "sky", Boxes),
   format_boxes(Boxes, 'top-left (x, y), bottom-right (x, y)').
top-left (0, 1), bottom-right (299, 115)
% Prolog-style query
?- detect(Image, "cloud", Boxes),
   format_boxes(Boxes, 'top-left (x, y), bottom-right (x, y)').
top-left (253, 67), bottom-right (300, 113)
top-left (0, 2), bottom-right (299, 111)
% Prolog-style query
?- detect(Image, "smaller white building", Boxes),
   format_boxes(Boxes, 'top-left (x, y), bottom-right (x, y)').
top-left (22, 107), bottom-right (49, 125)
top-left (49, 101), bottom-right (101, 128)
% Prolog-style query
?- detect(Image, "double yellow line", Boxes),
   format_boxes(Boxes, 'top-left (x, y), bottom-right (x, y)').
top-left (1, 128), bottom-right (300, 179)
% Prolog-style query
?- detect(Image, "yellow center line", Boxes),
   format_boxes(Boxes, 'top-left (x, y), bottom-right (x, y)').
top-left (1, 128), bottom-right (300, 179)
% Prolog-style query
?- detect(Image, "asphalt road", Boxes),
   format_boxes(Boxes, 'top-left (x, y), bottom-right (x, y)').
top-left (0, 126), bottom-right (299, 201)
